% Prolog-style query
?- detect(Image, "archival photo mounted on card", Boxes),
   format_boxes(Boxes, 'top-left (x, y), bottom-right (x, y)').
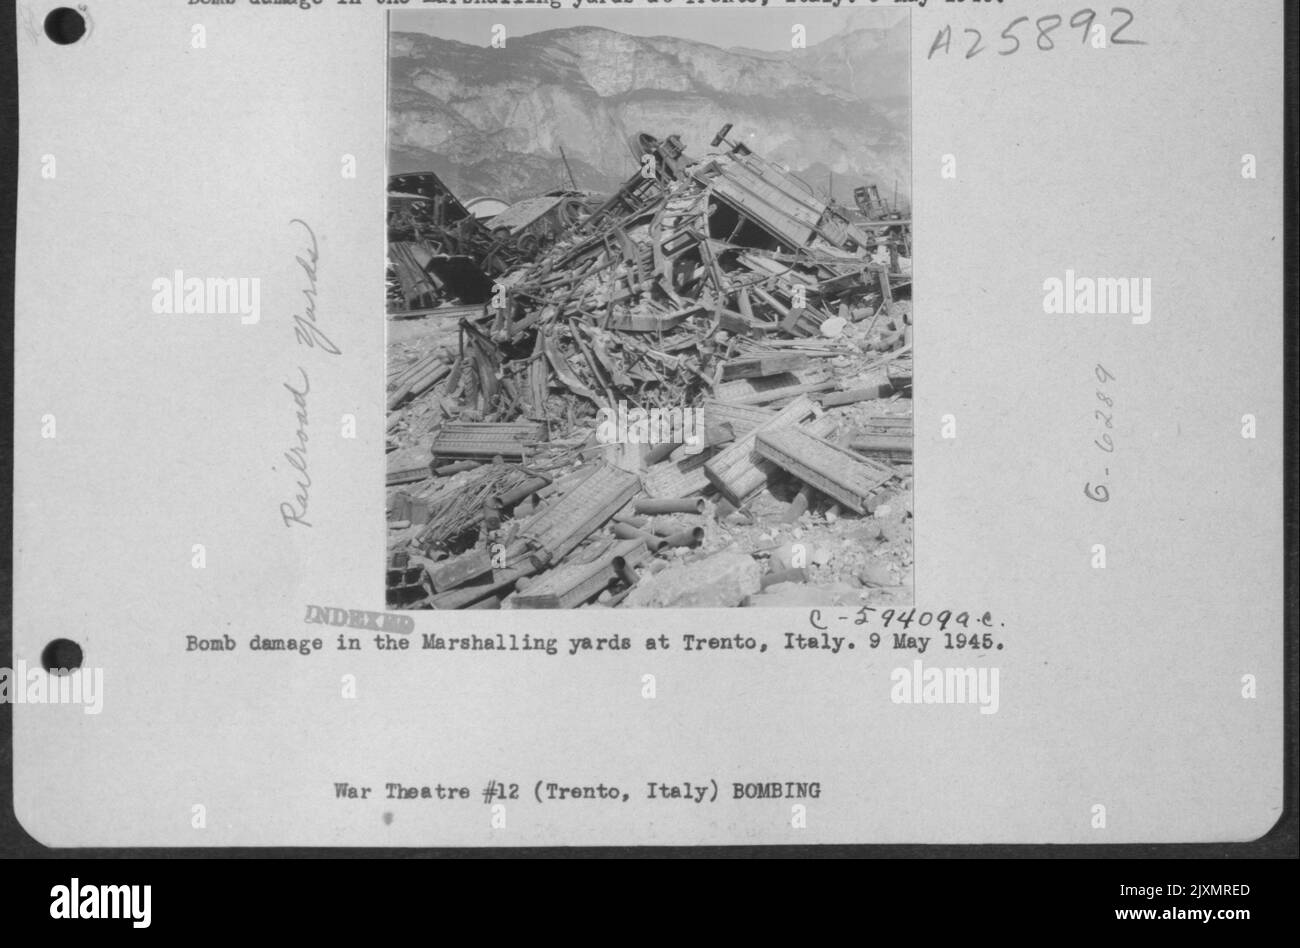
top-left (9, 0), bottom-right (1286, 847)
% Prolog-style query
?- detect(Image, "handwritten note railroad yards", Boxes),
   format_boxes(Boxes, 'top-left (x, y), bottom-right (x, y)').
top-left (278, 219), bottom-right (341, 528)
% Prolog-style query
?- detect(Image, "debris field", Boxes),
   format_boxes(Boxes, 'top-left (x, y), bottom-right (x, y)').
top-left (386, 124), bottom-right (913, 609)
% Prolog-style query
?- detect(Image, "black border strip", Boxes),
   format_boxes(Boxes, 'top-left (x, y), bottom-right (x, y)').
top-left (0, 2), bottom-right (1294, 860)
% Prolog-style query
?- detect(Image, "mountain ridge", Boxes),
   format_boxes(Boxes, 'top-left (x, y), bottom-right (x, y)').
top-left (388, 25), bottom-right (910, 204)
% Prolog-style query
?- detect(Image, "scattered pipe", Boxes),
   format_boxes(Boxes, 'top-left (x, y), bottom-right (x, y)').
top-left (497, 475), bottom-right (552, 507)
top-left (643, 441), bottom-right (681, 466)
top-left (850, 436), bottom-right (912, 458)
top-left (483, 496), bottom-right (503, 531)
top-left (662, 526), bottom-right (705, 548)
top-left (611, 556), bottom-right (640, 588)
top-left (634, 497), bottom-right (706, 516)
top-left (612, 522), bottom-right (667, 552)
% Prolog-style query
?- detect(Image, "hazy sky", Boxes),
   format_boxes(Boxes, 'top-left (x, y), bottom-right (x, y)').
top-left (390, 5), bottom-right (907, 51)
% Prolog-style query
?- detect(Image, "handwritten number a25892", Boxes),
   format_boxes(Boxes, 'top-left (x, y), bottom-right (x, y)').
top-left (933, 9), bottom-right (1143, 59)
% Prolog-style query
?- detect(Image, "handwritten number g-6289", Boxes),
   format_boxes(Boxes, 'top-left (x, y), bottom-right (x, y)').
top-left (1086, 362), bottom-right (1115, 500)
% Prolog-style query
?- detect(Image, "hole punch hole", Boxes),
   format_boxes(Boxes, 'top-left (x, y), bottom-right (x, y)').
top-left (41, 638), bottom-right (84, 675)
top-left (44, 7), bottom-right (86, 45)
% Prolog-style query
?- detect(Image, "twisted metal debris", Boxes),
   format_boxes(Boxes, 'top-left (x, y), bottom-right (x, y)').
top-left (387, 125), bottom-right (914, 609)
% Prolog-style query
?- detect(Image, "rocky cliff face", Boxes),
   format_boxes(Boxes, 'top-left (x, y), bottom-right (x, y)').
top-left (388, 25), bottom-right (910, 205)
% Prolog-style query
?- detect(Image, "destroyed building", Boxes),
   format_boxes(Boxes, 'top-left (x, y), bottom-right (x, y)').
top-left (387, 124), bottom-right (913, 610)
top-left (387, 170), bottom-right (602, 313)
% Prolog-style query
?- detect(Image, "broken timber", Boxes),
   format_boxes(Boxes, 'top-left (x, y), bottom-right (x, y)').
top-left (755, 427), bottom-right (894, 514)
top-left (703, 395), bottom-right (817, 505)
top-left (514, 463), bottom-right (642, 568)
top-left (428, 562), bottom-right (537, 610)
top-left (720, 352), bottom-right (809, 380)
top-left (714, 369), bottom-right (837, 406)
top-left (387, 123), bottom-right (914, 608)
top-left (427, 549), bottom-right (494, 593)
top-left (430, 422), bottom-right (546, 462)
top-left (513, 538), bottom-right (648, 608)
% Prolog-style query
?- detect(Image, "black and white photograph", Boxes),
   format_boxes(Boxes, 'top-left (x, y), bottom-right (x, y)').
top-left (385, 8), bottom-right (915, 610)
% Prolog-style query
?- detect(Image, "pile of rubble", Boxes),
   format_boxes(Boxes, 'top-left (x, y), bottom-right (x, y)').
top-left (386, 125), bottom-right (913, 609)
top-left (387, 170), bottom-right (602, 315)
